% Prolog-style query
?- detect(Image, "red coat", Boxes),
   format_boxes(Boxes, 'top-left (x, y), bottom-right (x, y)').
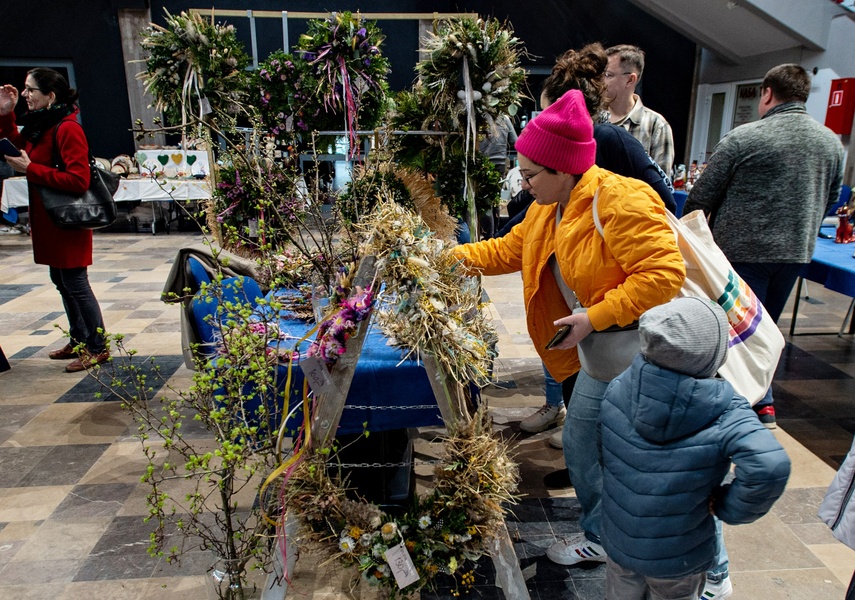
top-left (0, 109), bottom-right (93, 268)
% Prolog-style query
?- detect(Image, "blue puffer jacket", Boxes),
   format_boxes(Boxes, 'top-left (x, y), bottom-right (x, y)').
top-left (601, 355), bottom-right (791, 578)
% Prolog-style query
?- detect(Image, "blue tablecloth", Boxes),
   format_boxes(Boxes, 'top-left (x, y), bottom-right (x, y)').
top-left (272, 320), bottom-right (444, 435)
top-left (801, 237), bottom-right (855, 298)
top-left (256, 290), bottom-right (445, 436)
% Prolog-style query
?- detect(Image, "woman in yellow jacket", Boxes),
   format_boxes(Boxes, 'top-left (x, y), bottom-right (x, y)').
top-left (455, 89), bottom-right (685, 566)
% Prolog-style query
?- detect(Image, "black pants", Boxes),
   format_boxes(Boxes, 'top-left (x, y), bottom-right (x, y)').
top-left (49, 266), bottom-right (106, 353)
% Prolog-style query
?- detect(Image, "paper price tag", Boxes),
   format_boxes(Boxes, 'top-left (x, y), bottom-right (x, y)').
top-left (299, 356), bottom-right (334, 395)
top-left (384, 542), bottom-right (419, 589)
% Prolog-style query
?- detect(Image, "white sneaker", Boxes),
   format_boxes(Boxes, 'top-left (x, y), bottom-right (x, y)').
top-left (548, 430), bottom-right (563, 449)
top-left (520, 403), bottom-right (566, 433)
top-left (0, 226), bottom-right (21, 235)
top-left (546, 533), bottom-right (606, 566)
top-left (701, 575), bottom-right (733, 599)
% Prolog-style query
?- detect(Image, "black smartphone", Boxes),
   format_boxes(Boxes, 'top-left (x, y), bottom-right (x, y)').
top-left (0, 138), bottom-right (21, 157)
top-left (545, 325), bottom-right (572, 350)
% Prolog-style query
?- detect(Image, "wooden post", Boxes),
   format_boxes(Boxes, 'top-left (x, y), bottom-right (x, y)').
top-left (310, 256), bottom-right (377, 449)
top-left (488, 522), bottom-right (531, 599)
top-left (421, 353), bottom-right (471, 430)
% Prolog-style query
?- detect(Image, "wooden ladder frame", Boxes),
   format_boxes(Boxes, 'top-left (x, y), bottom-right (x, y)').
top-left (265, 256), bottom-right (530, 599)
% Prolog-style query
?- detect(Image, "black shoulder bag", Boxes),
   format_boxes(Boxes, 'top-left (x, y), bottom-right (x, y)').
top-left (34, 123), bottom-right (120, 230)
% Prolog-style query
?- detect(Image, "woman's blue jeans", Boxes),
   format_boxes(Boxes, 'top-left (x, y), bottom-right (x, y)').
top-left (544, 364), bottom-right (564, 407)
top-left (49, 266), bottom-right (106, 353)
top-left (562, 370), bottom-right (608, 543)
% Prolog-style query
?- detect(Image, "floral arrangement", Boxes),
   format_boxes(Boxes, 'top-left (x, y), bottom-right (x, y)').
top-left (307, 288), bottom-right (374, 367)
top-left (254, 12), bottom-right (391, 144)
top-left (389, 17), bottom-right (525, 224)
top-left (138, 9), bottom-right (250, 126)
top-left (338, 162), bottom-right (415, 224)
top-left (213, 162), bottom-right (304, 251)
top-left (253, 50), bottom-right (311, 137)
top-left (417, 18), bottom-right (527, 127)
top-left (284, 406), bottom-right (519, 597)
top-left (359, 203), bottom-right (497, 387)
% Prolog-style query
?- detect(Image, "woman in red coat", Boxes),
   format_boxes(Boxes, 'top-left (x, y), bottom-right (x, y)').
top-left (0, 68), bottom-right (108, 372)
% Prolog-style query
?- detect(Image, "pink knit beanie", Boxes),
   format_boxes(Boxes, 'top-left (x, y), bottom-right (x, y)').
top-left (515, 89), bottom-right (596, 174)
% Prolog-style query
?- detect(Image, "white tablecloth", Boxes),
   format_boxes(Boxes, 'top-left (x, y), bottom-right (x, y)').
top-left (1, 176), bottom-right (212, 213)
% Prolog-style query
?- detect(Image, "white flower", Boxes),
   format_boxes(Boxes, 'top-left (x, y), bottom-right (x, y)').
top-left (360, 533), bottom-right (373, 547)
top-left (381, 522), bottom-right (398, 541)
top-left (418, 515), bottom-right (432, 529)
top-left (339, 535), bottom-right (356, 553)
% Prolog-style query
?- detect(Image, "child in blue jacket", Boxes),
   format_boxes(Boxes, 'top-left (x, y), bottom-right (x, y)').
top-left (600, 297), bottom-right (791, 600)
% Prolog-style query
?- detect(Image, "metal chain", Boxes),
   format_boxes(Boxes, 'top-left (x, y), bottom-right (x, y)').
top-left (343, 405), bottom-right (439, 411)
top-left (330, 460), bottom-right (443, 469)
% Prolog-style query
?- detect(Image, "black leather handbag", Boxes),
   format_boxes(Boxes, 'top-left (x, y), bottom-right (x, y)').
top-left (35, 124), bottom-right (120, 230)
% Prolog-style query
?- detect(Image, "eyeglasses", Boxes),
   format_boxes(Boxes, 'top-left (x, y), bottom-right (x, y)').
top-left (604, 71), bottom-right (633, 79)
top-left (23, 86), bottom-right (41, 95)
top-left (521, 168), bottom-right (545, 185)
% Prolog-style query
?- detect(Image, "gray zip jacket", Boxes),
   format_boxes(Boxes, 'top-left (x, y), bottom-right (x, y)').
top-left (819, 435), bottom-right (855, 549)
top-left (684, 102), bottom-right (844, 264)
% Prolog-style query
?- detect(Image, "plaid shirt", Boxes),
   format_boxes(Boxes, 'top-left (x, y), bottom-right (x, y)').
top-left (610, 95), bottom-right (674, 177)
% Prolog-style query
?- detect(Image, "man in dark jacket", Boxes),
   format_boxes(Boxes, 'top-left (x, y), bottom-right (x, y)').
top-left (684, 64), bottom-right (844, 429)
top-left (600, 297), bottom-right (791, 600)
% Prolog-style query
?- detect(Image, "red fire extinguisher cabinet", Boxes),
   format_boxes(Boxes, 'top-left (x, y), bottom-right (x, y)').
top-left (826, 78), bottom-right (855, 135)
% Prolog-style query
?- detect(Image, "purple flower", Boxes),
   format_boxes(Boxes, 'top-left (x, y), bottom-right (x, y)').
top-left (356, 27), bottom-right (366, 38)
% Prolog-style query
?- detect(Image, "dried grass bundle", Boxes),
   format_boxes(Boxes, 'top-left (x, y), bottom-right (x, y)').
top-left (397, 168), bottom-right (458, 240)
top-left (358, 202), bottom-right (497, 387)
top-left (282, 405), bottom-right (519, 597)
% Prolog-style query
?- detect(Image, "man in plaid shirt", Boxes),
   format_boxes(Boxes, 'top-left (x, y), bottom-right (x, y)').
top-left (604, 45), bottom-right (674, 178)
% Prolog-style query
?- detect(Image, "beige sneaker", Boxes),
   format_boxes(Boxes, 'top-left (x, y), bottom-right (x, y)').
top-left (549, 430), bottom-right (563, 449)
top-left (520, 403), bottom-right (566, 433)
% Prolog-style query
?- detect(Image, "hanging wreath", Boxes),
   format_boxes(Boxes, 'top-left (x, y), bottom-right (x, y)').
top-left (138, 9), bottom-right (250, 126)
top-left (284, 406), bottom-right (519, 598)
top-left (417, 18), bottom-right (527, 127)
top-left (254, 12), bottom-right (390, 145)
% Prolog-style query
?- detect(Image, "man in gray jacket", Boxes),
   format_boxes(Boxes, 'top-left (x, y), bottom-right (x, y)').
top-left (685, 63), bottom-right (844, 430)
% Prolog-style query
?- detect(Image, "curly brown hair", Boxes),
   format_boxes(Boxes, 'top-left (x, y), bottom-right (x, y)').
top-left (541, 43), bottom-right (609, 116)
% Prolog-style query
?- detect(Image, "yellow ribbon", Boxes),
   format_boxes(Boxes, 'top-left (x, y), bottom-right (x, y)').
top-left (261, 321), bottom-right (319, 526)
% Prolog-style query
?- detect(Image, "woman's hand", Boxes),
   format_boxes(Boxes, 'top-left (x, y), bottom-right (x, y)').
top-left (5, 150), bottom-right (30, 174)
top-left (548, 311), bottom-right (594, 350)
top-left (0, 85), bottom-right (18, 116)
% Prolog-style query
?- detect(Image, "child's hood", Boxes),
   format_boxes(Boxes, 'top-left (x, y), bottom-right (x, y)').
top-left (616, 355), bottom-right (735, 443)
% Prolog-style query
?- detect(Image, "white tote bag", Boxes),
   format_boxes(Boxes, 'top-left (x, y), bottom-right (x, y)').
top-left (666, 210), bottom-right (785, 405)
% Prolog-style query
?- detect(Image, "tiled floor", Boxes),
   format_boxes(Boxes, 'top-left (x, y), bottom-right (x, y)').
top-left (1, 229), bottom-right (855, 599)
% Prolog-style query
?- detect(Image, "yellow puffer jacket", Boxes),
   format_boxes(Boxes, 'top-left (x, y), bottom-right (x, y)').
top-left (455, 165), bottom-right (685, 382)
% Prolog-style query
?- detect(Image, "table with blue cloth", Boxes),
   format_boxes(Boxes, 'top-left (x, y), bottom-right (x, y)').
top-left (790, 236), bottom-right (855, 336)
top-left (270, 311), bottom-right (446, 436)
top-left (193, 285), bottom-right (447, 437)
